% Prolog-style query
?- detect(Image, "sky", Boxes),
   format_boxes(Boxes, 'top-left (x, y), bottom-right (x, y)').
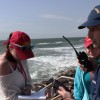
top-left (0, 0), bottom-right (100, 40)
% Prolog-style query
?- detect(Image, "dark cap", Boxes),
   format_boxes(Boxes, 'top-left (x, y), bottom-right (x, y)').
top-left (78, 5), bottom-right (100, 29)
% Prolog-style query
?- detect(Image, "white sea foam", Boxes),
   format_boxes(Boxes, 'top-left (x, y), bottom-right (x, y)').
top-left (28, 43), bottom-right (84, 80)
top-left (28, 52), bottom-right (78, 80)
top-left (37, 41), bottom-right (63, 45)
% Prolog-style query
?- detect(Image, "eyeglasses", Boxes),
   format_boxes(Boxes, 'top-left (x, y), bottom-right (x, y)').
top-left (12, 43), bottom-right (34, 50)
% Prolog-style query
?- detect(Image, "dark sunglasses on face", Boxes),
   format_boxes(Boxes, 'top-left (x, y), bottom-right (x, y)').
top-left (12, 43), bottom-right (34, 50)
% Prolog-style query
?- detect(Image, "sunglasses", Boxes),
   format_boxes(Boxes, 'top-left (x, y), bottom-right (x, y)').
top-left (12, 43), bottom-right (34, 50)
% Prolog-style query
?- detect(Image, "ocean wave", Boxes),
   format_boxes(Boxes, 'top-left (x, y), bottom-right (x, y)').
top-left (28, 54), bottom-right (78, 80)
top-left (34, 45), bottom-right (84, 53)
top-left (36, 41), bottom-right (63, 46)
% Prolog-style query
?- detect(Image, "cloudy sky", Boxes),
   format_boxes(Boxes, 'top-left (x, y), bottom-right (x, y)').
top-left (0, 0), bottom-right (99, 40)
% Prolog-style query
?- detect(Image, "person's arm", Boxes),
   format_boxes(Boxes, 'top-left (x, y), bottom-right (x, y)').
top-left (0, 59), bottom-right (19, 99)
top-left (74, 66), bottom-right (84, 100)
top-left (0, 58), bottom-right (13, 75)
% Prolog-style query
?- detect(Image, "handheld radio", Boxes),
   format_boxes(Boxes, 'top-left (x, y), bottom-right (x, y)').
top-left (63, 36), bottom-right (93, 71)
top-left (52, 79), bottom-right (71, 92)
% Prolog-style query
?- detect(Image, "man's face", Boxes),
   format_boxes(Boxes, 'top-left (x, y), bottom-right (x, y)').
top-left (88, 25), bottom-right (100, 48)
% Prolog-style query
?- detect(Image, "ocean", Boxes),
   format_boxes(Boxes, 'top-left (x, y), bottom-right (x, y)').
top-left (0, 37), bottom-right (85, 83)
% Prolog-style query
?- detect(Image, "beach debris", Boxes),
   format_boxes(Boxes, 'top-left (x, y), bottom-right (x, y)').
top-left (32, 68), bottom-right (76, 100)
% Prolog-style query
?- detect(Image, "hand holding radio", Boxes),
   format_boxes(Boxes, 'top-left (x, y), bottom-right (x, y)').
top-left (52, 80), bottom-right (71, 92)
top-left (77, 51), bottom-right (94, 71)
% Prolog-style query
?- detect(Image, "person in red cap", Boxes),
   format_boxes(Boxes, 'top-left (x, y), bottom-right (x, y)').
top-left (57, 36), bottom-right (100, 100)
top-left (0, 31), bottom-right (34, 100)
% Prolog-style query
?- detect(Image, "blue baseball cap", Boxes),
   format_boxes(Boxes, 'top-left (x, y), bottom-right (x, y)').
top-left (78, 5), bottom-right (100, 29)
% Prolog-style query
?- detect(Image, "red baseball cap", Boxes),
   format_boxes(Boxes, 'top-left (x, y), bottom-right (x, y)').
top-left (84, 36), bottom-right (93, 48)
top-left (5, 31), bottom-right (34, 60)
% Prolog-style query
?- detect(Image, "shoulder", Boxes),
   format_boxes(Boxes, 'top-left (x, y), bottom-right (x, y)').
top-left (76, 66), bottom-right (82, 72)
top-left (75, 66), bottom-right (84, 77)
top-left (0, 55), bottom-right (12, 75)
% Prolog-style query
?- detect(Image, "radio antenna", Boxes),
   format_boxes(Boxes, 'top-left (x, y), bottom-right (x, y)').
top-left (63, 36), bottom-right (79, 56)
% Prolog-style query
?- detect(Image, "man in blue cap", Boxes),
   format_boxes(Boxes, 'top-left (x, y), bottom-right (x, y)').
top-left (57, 5), bottom-right (100, 100)
top-left (78, 5), bottom-right (100, 100)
